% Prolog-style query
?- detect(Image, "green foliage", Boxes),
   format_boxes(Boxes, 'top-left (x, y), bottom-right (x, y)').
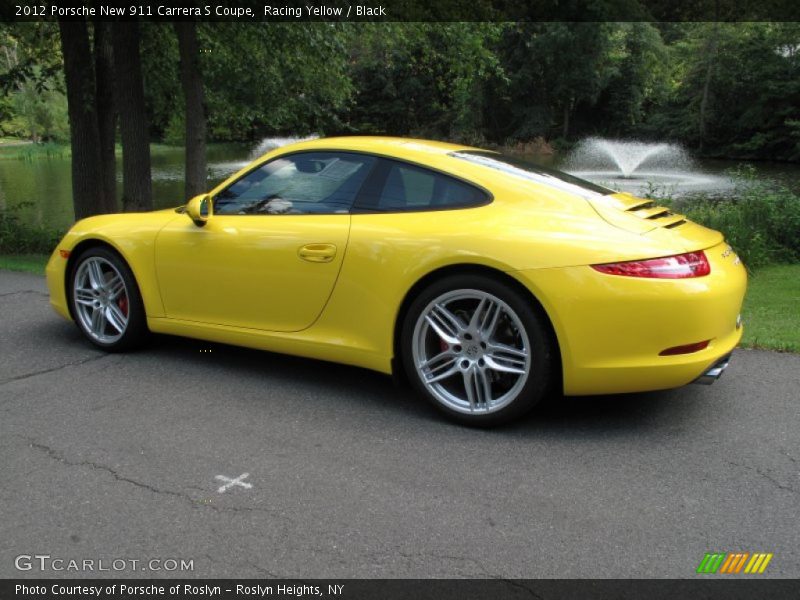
top-left (163, 111), bottom-right (185, 147)
top-left (0, 203), bottom-right (61, 254)
top-left (1, 23), bottom-right (68, 142)
top-left (486, 22), bottom-right (626, 141)
top-left (664, 167), bottom-right (800, 269)
top-left (142, 23), bottom-right (354, 142)
top-left (643, 23), bottom-right (800, 160)
top-left (344, 23), bottom-right (502, 142)
top-left (206, 23), bottom-right (353, 139)
top-left (592, 23), bottom-right (669, 136)
top-left (140, 23), bottom-right (181, 141)
top-left (7, 74), bottom-right (69, 142)
top-left (5, 19), bottom-right (800, 161)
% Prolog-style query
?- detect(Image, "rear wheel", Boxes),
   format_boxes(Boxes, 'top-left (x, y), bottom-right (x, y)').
top-left (401, 274), bottom-right (553, 426)
top-left (69, 247), bottom-right (148, 351)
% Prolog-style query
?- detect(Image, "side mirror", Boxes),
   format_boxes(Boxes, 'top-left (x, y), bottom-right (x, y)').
top-left (186, 194), bottom-right (211, 227)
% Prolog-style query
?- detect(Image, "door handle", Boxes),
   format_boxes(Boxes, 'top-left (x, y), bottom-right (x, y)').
top-left (298, 243), bottom-right (337, 263)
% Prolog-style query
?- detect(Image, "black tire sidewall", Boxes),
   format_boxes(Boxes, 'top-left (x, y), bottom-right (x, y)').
top-left (68, 246), bottom-right (148, 352)
top-left (401, 273), bottom-right (553, 426)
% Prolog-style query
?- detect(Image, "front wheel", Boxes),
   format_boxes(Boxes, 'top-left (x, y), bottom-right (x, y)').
top-left (401, 275), bottom-right (553, 426)
top-left (69, 247), bottom-right (148, 351)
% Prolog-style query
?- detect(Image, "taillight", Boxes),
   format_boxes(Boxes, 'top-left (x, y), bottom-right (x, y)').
top-left (591, 251), bottom-right (710, 279)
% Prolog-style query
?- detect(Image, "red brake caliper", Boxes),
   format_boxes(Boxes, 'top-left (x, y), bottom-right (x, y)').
top-left (118, 295), bottom-right (129, 317)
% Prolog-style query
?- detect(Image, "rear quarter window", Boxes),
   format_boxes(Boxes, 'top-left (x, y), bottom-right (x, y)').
top-left (355, 158), bottom-right (489, 213)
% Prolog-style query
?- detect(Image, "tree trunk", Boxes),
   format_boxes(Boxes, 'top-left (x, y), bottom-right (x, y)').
top-left (174, 22), bottom-right (207, 200)
top-left (113, 22), bottom-right (152, 212)
top-left (698, 20), bottom-right (720, 151)
top-left (58, 20), bottom-right (107, 220)
top-left (93, 21), bottom-right (117, 213)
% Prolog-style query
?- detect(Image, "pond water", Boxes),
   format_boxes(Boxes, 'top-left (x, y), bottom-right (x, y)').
top-left (0, 144), bottom-right (251, 231)
top-left (1, 140), bottom-right (798, 232)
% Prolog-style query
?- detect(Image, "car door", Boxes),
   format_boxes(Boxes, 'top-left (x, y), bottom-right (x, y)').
top-left (155, 151), bottom-right (377, 332)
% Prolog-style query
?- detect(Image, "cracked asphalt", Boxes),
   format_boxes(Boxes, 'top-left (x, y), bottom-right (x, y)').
top-left (1, 269), bottom-right (799, 579)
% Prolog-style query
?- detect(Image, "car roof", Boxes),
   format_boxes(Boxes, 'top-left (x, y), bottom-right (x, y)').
top-left (259, 136), bottom-right (484, 162)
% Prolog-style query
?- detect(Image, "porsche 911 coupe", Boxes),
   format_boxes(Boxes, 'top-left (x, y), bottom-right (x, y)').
top-left (46, 137), bottom-right (747, 425)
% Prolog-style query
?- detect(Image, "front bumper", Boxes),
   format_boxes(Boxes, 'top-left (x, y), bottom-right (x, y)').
top-left (46, 246), bottom-right (71, 321)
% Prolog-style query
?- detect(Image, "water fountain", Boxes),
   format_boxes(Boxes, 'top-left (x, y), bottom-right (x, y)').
top-left (205, 135), bottom-right (321, 180)
top-left (562, 137), bottom-right (732, 197)
top-left (248, 135), bottom-right (319, 159)
top-left (148, 136), bottom-right (321, 189)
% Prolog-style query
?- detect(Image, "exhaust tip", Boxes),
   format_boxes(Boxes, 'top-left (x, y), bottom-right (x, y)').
top-left (693, 354), bottom-right (732, 385)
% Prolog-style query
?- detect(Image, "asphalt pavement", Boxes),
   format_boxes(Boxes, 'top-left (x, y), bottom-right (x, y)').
top-left (1, 270), bottom-right (798, 579)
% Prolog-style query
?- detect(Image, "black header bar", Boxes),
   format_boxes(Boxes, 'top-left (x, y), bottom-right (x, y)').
top-left (2, 0), bottom-right (800, 23)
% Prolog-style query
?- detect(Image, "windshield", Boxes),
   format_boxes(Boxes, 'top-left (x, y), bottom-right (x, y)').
top-left (450, 151), bottom-right (614, 198)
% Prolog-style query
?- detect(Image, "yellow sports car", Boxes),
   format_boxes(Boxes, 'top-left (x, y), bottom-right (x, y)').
top-left (46, 137), bottom-right (747, 425)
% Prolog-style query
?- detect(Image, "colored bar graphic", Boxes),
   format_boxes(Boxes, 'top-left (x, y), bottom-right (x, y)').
top-left (699, 552), bottom-right (774, 574)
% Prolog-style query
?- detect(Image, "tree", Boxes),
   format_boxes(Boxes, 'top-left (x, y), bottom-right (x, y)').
top-left (593, 23), bottom-right (668, 137)
top-left (645, 22), bottom-right (800, 160)
top-left (58, 19), bottom-right (108, 220)
top-left (499, 22), bottom-right (617, 141)
top-left (697, 21), bottom-right (720, 151)
top-left (174, 21), bottom-right (206, 199)
top-left (113, 21), bottom-right (152, 211)
top-left (345, 23), bottom-right (499, 141)
top-left (93, 21), bottom-right (117, 212)
top-left (1, 24), bottom-right (70, 142)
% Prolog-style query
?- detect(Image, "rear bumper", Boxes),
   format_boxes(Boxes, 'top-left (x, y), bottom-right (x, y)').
top-left (512, 241), bottom-right (747, 395)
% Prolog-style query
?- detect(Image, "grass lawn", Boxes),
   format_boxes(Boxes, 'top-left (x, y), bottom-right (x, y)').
top-left (0, 136), bottom-right (31, 144)
top-left (0, 253), bottom-right (49, 274)
top-left (740, 264), bottom-right (800, 353)
top-left (1, 254), bottom-right (798, 353)
top-left (0, 142), bottom-right (177, 160)
top-left (0, 142), bottom-right (70, 160)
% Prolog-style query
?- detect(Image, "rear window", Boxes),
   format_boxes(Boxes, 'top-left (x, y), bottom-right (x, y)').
top-left (450, 150), bottom-right (613, 197)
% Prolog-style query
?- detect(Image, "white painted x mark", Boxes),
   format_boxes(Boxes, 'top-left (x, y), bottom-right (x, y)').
top-left (215, 473), bottom-right (253, 493)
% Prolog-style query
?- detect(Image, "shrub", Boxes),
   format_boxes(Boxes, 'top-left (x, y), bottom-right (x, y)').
top-left (0, 203), bottom-right (62, 254)
top-left (657, 167), bottom-right (800, 270)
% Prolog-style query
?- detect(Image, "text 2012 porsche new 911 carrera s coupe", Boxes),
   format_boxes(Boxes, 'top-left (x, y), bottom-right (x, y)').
top-left (47, 137), bottom-right (747, 425)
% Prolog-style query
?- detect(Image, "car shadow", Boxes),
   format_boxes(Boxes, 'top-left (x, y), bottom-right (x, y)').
top-left (146, 333), bottom-right (424, 415)
top-left (517, 387), bottom-right (702, 437)
top-left (39, 317), bottom-right (708, 438)
top-left (148, 333), bottom-right (704, 436)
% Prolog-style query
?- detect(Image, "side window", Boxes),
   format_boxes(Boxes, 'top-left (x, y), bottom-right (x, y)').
top-left (362, 160), bottom-right (488, 212)
top-left (213, 152), bottom-right (375, 215)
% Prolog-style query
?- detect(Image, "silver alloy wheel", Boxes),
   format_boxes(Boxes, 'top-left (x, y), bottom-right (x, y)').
top-left (411, 289), bottom-right (531, 415)
top-left (72, 257), bottom-right (130, 344)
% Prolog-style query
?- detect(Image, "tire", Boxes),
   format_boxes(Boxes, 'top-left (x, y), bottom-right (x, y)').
top-left (401, 274), bottom-right (553, 426)
top-left (68, 246), bottom-right (148, 352)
